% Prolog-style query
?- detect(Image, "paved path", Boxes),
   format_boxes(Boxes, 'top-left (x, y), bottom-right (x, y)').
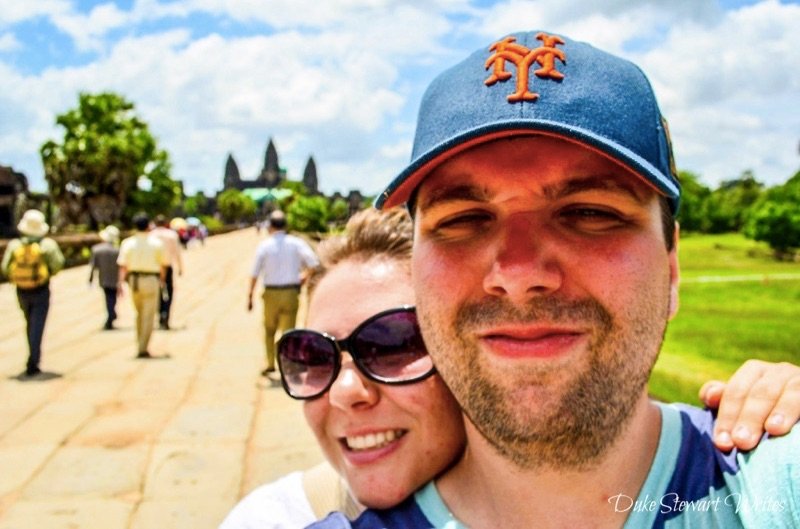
top-left (0, 228), bottom-right (324, 528)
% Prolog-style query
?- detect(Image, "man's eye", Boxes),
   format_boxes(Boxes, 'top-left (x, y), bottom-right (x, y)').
top-left (435, 211), bottom-right (493, 231)
top-left (560, 207), bottom-right (626, 226)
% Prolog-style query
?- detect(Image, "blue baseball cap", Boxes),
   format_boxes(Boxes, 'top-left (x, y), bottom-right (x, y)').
top-left (376, 30), bottom-right (681, 212)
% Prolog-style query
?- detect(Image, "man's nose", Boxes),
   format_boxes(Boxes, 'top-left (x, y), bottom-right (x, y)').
top-left (482, 214), bottom-right (563, 304)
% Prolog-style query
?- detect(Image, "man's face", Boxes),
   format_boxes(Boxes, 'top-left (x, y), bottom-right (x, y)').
top-left (411, 135), bottom-right (679, 470)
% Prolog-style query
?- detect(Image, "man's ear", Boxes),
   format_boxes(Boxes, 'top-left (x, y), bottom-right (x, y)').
top-left (668, 221), bottom-right (680, 320)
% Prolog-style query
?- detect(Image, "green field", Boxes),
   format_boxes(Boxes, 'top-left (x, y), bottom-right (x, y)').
top-left (650, 233), bottom-right (800, 404)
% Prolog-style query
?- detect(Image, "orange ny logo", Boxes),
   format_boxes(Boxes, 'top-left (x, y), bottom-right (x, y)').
top-left (484, 32), bottom-right (566, 102)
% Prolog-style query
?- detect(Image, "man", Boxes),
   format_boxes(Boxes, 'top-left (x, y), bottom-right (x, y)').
top-left (149, 214), bottom-right (183, 329)
top-left (117, 212), bottom-right (168, 359)
top-left (314, 30), bottom-right (799, 528)
top-left (89, 225), bottom-right (121, 330)
top-left (1, 209), bottom-right (64, 377)
top-left (248, 209), bottom-right (319, 377)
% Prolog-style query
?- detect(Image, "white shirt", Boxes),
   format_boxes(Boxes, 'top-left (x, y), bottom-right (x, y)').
top-left (218, 472), bottom-right (316, 529)
top-left (149, 226), bottom-right (182, 270)
top-left (251, 231), bottom-right (318, 286)
top-left (117, 232), bottom-right (166, 273)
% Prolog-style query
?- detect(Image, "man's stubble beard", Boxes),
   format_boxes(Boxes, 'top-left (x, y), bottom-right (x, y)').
top-left (418, 294), bottom-right (669, 471)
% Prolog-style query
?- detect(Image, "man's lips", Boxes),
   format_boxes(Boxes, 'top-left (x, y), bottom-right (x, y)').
top-left (477, 326), bottom-right (586, 358)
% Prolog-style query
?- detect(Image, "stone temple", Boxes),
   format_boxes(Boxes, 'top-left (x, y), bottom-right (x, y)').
top-left (223, 138), bottom-right (319, 194)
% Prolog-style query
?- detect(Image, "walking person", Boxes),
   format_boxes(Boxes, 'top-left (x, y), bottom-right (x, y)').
top-left (1, 209), bottom-right (64, 377)
top-left (88, 225), bottom-right (121, 330)
top-left (117, 212), bottom-right (168, 359)
top-left (149, 214), bottom-right (183, 330)
top-left (247, 209), bottom-right (319, 377)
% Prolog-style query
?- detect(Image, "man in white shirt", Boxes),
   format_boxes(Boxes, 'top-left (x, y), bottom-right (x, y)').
top-left (118, 212), bottom-right (168, 358)
top-left (247, 210), bottom-right (319, 376)
top-left (149, 214), bottom-right (183, 330)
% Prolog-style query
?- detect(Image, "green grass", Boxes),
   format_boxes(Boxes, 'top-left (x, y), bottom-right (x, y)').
top-left (649, 233), bottom-right (800, 404)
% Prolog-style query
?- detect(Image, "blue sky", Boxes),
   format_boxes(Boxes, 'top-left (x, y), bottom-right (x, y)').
top-left (1, 0), bottom-right (798, 197)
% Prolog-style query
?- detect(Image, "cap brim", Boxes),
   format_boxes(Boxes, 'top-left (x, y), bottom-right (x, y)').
top-left (377, 121), bottom-right (680, 211)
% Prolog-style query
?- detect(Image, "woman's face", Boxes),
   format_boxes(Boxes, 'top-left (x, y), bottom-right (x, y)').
top-left (303, 257), bottom-right (466, 509)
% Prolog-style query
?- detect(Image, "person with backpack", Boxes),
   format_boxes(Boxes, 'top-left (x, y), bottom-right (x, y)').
top-left (1, 209), bottom-right (64, 377)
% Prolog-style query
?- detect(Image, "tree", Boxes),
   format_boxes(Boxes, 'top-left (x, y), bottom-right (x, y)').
top-left (287, 195), bottom-right (331, 233)
top-left (183, 191), bottom-right (209, 217)
top-left (330, 198), bottom-right (349, 224)
top-left (40, 92), bottom-right (179, 229)
top-left (675, 170), bottom-right (710, 233)
top-left (217, 189), bottom-right (256, 223)
top-left (744, 170), bottom-right (800, 256)
top-left (701, 170), bottom-right (763, 233)
top-left (126, 150), bottom-right (182, 220)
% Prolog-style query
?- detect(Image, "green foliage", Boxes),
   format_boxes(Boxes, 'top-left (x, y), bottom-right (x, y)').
top-left (651, 233), bottom-right (800, 404)
top-left (329, 198), bottom-right (349, 223)
top-left (744, 171), bottom-right (800, 254)
top-left (40, 91), bottom-right (179, 229)
top-left (675, 170), bottom-right (710, 232)
top-left (217, 189), bottom-right (257, 223)
top-left (275, 180), bottom-right (309, 211)
top-left (126, 150), bottom-right (181, 219)
top-left (700, 170), bottom-right (763, 233)
top-left (276, 180), bottom-right (310, 195)
top-left (183, 191), bottom-right (210, 217)
top-left (200, 215), bottom-right (223, 231)
top-left (287, 195), bottom-right (332, 233)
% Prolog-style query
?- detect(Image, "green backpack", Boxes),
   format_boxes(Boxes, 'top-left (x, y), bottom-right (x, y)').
top-left (8, 242), bottom-right (50, 289)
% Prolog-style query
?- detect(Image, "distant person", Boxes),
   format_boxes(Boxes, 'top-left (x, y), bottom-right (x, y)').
top-left (198, 223), bottom-right (208, 245)
top-left (149, 214), bottom-right (183, 330)
top-left (117, 212), bottom-right (168, 359)
top-left (247, 209), bottom-right (319, 376)
top-left (1, 209), bottom-right (64, 377)
top-left (88, 225), bottom-right (121, 330)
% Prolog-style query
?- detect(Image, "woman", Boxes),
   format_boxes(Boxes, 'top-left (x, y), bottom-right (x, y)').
top-left (220, 208), bottom-right (800, 528)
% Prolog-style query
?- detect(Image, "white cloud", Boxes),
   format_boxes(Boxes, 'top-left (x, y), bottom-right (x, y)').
top-left (0, 32), bottom-right (20, 51)
top-left (0, 0), bottom-right (72, 25)
top-left (0, 0), bottom-right (797, 197)
top-left (635, 0), bottom-right (800, 185)
top-left (48, 2), bottom-right (132, 52)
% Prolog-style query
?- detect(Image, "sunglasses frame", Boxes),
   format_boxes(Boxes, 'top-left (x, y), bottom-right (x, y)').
top-left (277, 305), bottom-right (436, 400)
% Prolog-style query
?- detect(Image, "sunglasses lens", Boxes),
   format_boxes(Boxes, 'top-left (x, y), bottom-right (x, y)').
top-left (278, 332), bottom-right (337, 398)
top-left (353, 310), bottom-right (433, 382)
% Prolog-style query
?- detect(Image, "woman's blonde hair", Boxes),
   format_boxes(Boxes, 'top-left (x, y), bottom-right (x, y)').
top-left (306, 207), bottom-right (412, 296)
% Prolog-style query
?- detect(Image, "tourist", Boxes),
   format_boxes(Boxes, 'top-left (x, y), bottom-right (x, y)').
top-left (88, 225), bottom-right (121, 330)
top-left (312, 29), bottom-right (799, 527)
top-left (247, 210), bottom-right (319, 377)
top-left (117, 212), bottom-right (168, 359)
top-left (1, 209), bottom-right (64, 377)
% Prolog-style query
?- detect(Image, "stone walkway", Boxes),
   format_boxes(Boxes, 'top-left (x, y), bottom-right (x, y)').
top-left (0, 228), bottom-right (324, 528)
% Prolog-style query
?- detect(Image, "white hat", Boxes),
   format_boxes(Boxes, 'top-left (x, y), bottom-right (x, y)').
top-left (99, 225), bottom-right (120, 243)
top-left (17, 209), bottom-right (49, 238)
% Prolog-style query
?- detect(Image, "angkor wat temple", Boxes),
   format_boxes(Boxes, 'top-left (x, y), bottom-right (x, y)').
top-left (221, 138), bottom-right (364, 216)
top-left (222, 138), bottom-right (319, 194)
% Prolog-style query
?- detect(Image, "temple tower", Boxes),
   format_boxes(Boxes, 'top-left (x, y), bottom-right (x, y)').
top-left (258, 138), bottom-right (283, 187)
top-left (302, 156), bottom-right (318, 194)
top-left (223, 154), bottom-right (241, 190)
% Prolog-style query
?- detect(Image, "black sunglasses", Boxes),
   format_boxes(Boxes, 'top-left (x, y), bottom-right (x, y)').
top-left (277, 306), bottom-right (435, 400)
